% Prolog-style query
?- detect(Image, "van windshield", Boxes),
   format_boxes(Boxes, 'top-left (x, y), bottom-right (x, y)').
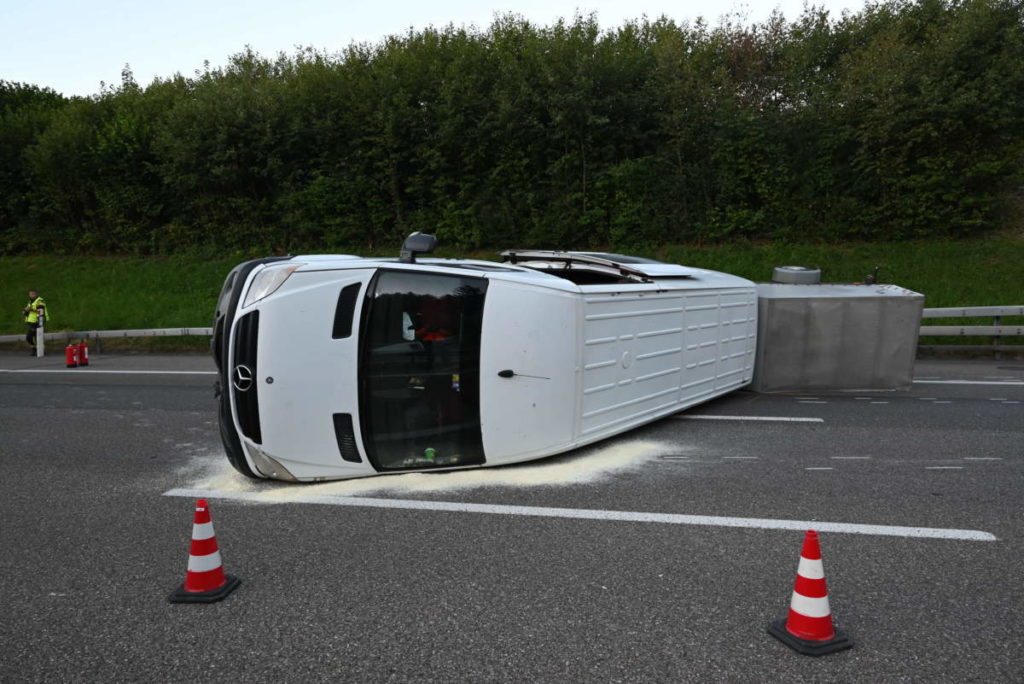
top-left (359, 270), bottom-right (488, 471)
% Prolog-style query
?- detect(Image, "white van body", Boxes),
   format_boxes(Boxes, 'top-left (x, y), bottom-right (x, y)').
top-left (213, 249), bottom-right (756, 481)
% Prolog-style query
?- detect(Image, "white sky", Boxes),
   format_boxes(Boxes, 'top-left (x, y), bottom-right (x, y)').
top-left (1, 0), bottom-right (866, 97)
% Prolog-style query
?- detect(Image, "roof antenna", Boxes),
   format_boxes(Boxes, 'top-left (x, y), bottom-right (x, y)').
top-left (399, 232), bottom-right (438, 264)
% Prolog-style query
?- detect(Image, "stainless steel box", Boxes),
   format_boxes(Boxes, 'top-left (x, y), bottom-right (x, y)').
top-left (751, 283), bottom-right (925, 392)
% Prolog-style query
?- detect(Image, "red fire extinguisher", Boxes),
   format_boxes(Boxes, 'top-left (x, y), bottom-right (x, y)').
top-left (77, 340), bottom-right (89, 366)
top-left (65, 343), bottom-right (79, 368)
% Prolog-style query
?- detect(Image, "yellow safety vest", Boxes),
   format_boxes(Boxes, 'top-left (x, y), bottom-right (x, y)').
top-left (24, 296), bottom-right (47, 324)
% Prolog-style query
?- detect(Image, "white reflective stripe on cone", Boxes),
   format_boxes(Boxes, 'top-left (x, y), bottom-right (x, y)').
top-left (797, 556), bottom-right (825, 580)
top-left (191, 521), bottom-right (215, 540)
top-left (789, 591), bottom-right (832, 618)
top-left (187, 551), bottom-right (223, 573)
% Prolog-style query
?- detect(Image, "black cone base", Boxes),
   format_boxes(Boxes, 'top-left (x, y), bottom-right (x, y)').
top-left (168, 574), bottom-right (241, 603)
top-left (768, 618), bottom-right (853, 656)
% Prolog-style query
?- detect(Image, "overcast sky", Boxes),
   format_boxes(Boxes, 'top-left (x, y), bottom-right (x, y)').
top-left (2, 0), bottom-right (867, 97)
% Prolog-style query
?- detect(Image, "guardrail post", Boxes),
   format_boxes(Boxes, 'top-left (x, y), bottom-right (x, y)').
top-left (993, 314), bottom-right (1001, 360)
top-left (35, 321), bottom-right (45, 358)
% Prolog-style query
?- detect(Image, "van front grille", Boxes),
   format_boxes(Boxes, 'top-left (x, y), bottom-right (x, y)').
top-left (232, 311), bottom-right (262, 443)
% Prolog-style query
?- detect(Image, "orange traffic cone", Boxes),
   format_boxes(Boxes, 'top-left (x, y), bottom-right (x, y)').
top-left (768, 530), bottom-right (852, 655)
top-left (168, 499), bottom-right (241, 603)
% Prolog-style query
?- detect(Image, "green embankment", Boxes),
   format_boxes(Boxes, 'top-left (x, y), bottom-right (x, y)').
top-left (2, 255), bottom-right (238, 333)
top-left (2, 237), bottom-right (1022, 349)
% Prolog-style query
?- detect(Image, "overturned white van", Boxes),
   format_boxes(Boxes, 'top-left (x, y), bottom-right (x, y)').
top-left (212, 235), bottom-right (757, 481)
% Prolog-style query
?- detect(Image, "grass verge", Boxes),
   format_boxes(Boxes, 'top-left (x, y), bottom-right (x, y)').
top-left (2, 236), bottom-right (1021, 350)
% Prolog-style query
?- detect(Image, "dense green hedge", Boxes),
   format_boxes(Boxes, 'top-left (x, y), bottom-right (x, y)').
top-left (1, 0), bottom-right (1022, 255)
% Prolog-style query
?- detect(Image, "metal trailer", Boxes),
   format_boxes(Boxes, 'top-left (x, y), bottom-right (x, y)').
top-left (751, 282), bottom-right (924, 393)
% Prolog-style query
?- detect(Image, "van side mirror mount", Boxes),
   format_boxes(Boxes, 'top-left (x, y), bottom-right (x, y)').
top-left (399, 232), bottom-right (438, 264)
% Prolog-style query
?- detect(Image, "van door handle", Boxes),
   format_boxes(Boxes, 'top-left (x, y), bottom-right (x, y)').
top-left (497, 369), bottom-right (550, 380)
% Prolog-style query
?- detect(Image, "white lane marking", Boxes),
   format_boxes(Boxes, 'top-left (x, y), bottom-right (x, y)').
top-left (723, 456), bottom-right (758, 460)
top-left (926, 466), bottom-right (964, 470)
top-left (870, 401), bottom-right (889, 404)
top-left (914, 379), bottom-right (1024, 386)
top-left (1004, 401), bottom-right (1021, 404)
top-left (805, 467), bottom-right (834, 471)
top-left (919, 397), bottom-right (937, 401)
top-left (964, 457), bottom-right (1001, 461)
top-left (162, 488), bottom-right (998, 541)
top-left (0, 369), bottom-right (215, 375)
top-left (988, 398), bottom-right (1008, 401)
top-left (831, 456), bottom-right (871, 460)
top-left (677, 415), bottom-right (825, 423)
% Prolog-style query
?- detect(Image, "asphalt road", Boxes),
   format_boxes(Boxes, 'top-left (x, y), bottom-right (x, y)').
top-left (1, 352), bottom-right (1021, 683)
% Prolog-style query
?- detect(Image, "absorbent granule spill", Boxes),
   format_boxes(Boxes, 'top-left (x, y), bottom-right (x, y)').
top-left (189, 440), bottom-right (682, 503)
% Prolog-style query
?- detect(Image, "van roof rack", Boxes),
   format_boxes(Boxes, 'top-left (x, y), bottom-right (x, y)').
top-left (499, 250), bottom-right (654, 283)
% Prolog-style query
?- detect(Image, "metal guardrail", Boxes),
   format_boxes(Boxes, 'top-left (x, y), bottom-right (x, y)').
top-left (921, 306), bottom-right (1024, 318)
top-left (919, 305), bottom-right (1024, 353)
top-left (0, 327), bottom-right (212, 345)
top-left (4, 307), bottom-right (1021, 354)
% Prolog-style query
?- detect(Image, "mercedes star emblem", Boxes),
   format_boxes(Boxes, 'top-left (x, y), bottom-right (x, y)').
top-left (232, 364), bottom-right (254, 392)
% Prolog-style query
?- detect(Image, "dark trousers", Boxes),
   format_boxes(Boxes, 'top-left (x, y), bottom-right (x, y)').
top-left (26, 322), bottom-right (39, 346)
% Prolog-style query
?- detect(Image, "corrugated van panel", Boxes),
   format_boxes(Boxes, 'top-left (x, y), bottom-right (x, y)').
top-left (580, 287), bottom-right (756, 438)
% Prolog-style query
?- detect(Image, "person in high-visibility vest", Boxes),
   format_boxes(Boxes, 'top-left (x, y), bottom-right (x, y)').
top-left (22, 289), bottom-right (47, 354)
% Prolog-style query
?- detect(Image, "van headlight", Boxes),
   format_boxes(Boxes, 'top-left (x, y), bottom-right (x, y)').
top-left (242, 263), bottom-right (303, 307)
